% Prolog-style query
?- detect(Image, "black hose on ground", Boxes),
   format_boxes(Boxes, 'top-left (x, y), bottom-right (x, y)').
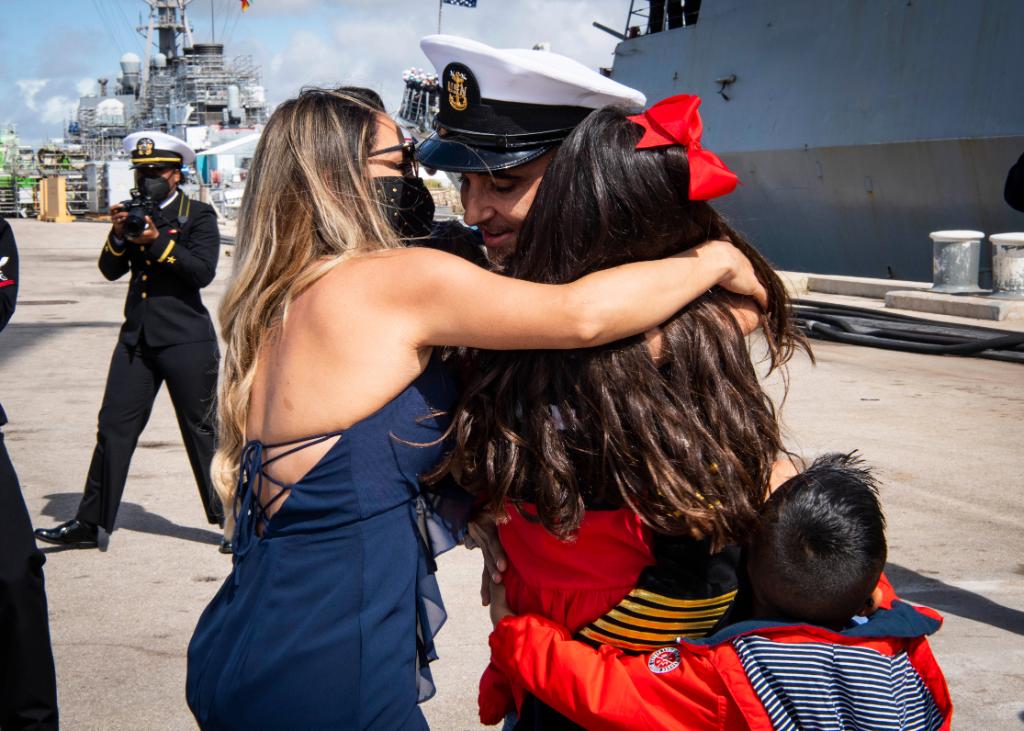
top-left (792, 299), bottom-right (1024, 364)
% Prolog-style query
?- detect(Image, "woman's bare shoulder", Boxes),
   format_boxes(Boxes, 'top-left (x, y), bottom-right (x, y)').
top-left (327, 247), bottom-right (460, 282)
top-left (321, 247), bottom-right (476, 303)
top-left (297, 248), bottom-right (454, 332)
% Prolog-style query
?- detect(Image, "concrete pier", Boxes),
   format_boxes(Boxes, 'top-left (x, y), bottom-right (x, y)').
top-left (2, 220), bottom-right (1022, 729)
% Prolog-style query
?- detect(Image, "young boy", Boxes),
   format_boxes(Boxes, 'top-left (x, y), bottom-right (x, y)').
top-left (486, 453), bottom-right (953, 730)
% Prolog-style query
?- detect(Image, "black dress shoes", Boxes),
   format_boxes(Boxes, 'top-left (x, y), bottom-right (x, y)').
top-left (34, 520), bottom-right (99, 549)
top-left (218, 538), bottom-right (233, 555)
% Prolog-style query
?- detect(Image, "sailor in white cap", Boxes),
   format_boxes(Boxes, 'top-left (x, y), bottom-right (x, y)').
top-left (415, 35), bottom-right (645, 261)
top-left (124, 129), bottom-right (196, 168)
top-left (35, 130), bottom-right (228, 552)
top-left (414, 39), bottom-right (768, 731)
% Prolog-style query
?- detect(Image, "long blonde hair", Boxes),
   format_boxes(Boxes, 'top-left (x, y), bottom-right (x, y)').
top-left (214, 87), bottom-right (402, 510)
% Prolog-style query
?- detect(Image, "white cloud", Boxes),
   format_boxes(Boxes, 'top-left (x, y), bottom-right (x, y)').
top-left (5, 0), bottom-right (632, 145)
top-left (39, 95), bottom-right (77, 125)
top-left (76, 77), bottom-right (98, 96)
top-left (16, 79), bottom-right (48, 111)
top-left (261, 0), bottom-right (627, 115)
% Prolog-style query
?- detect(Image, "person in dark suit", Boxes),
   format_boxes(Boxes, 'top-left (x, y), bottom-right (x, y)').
top-left (0, 220), bottom-right (60, 730)
top-left (1006, 152), bottom-right (1024, 212)
top-left (35, 131), bottom-right (227, 552)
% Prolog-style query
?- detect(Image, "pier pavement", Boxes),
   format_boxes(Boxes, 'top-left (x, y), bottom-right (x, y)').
top-left (2, 219), bottom-right (1022, 730)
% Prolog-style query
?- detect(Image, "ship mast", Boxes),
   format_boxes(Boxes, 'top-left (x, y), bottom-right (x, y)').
top-left (138, 1), bottom-right (194, 73)
top-left (137, 1), bottom-right (194, 110)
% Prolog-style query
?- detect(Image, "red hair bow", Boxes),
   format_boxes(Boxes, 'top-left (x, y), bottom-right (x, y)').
top-left (627, 94), bottom-right (738, 201)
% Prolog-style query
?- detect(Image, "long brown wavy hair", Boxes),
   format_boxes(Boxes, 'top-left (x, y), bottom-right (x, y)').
top-left (434, 106), bottom-right (807, 549)
top-left (213, 88), bottom-right (403, 512)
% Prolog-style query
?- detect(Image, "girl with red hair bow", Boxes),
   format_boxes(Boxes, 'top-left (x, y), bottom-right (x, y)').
top-left (436, 96), bottom-right (808, 727)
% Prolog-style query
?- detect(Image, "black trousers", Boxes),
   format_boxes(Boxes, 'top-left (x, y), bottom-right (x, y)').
top-left (0, 432), bottom-right (59, 730)
top-left (75, 338), bottom-right (223, 532)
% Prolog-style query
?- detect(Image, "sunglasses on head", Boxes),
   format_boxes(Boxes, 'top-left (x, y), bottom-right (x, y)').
top-left (368, 140), bottom-right (419, 178)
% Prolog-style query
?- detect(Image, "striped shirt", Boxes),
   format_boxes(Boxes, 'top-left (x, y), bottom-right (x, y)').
top-left (733, 635), bottom-right (944, 730)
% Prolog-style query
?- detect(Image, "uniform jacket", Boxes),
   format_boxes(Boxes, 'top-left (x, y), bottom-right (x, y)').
top-left (99, 191), bottom-right (219, 348)
top-left (489, 576), bottom-right (953, 731)
top-left (0, 220), bottom-right (19, 426)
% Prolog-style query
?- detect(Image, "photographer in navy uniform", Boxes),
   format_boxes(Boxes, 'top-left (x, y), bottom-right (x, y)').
top-left (0, 220), bottom-right (60, 730)
top-left (35, 131), bottom-right (227, 552)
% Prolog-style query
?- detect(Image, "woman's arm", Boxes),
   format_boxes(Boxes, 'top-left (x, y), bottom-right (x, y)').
top-left (369, 240), bottom-right (766, 351)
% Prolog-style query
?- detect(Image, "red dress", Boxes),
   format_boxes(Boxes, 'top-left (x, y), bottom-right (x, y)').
top-left (500, 503), bottom-right (655, 631)
top-left (480, 503), bottom-right (654, 723)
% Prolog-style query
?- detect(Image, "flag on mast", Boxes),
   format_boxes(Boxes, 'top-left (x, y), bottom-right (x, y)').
top-left (442, 0), bottom-right (477, 6)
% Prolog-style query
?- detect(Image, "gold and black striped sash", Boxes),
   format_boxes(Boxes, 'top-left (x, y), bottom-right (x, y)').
top-left (578, 587), bottom-right (737, 652)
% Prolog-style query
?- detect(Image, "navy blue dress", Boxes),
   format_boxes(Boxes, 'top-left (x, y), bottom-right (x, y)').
top-left (187, 354), bottom-right (459, 730)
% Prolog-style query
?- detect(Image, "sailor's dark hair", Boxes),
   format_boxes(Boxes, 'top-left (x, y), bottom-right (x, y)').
top-left (749, 452), bottom-right (887, 626)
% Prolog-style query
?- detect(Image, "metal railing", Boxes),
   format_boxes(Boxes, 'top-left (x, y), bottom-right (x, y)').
top-left (624, 0), bottom-right (700, 38)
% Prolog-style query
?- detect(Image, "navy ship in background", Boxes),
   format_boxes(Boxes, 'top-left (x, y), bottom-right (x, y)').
top-left (608, 0), bottom-right (1024, 282)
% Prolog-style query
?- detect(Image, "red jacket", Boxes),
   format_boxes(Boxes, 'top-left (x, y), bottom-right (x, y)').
top-left (488, 578), bottom-right (953, 730)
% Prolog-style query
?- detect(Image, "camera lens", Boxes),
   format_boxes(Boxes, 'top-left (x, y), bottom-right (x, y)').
top-left (123, 214), bottom-right (146, 239)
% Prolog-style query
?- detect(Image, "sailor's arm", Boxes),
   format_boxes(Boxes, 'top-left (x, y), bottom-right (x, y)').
top-left (488, 611), bottom-right (727, 731)
top-left (144, 205), bottom-right (219, 288)
top-left (99, 205), bottom-right (131, 281)
top-left (0, 221), bottom-right (19, 331)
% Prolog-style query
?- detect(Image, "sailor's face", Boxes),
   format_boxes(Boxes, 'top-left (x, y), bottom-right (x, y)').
top-left (458, 151), bottom-right (554, 262)
top-left (135, 165), bottom-right (180, 194)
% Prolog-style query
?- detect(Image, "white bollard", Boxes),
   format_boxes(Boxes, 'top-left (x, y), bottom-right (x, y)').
top-left (989, 233), bottom-right (1024, 299)
top-left (928, 230), bottom-right (985, 294)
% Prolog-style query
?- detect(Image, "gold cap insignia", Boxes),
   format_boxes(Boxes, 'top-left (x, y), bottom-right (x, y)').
top-left (448, 71), bottom-right (468, 111)
top-left (443, 63), bottom-right (477, 114)
top-left (136, 138), bottom-right (155, 156)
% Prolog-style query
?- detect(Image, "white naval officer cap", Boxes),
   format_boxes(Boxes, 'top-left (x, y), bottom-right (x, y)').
top-left (416, 34), bottom-right (646, 173)
top-left (123, 130), bottom-right (196, 168)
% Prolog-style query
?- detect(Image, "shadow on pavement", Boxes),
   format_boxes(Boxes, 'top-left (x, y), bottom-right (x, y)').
top-left (887, 563), bottom-right (1024, 637)
top-left (37, 491), bottom-right (221, 547)
top-left (0, 321), bottom-right (122, 368)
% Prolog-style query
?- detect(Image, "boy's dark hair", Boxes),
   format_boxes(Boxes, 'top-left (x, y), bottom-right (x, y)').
top-left (748, 452), bottom-right (887, 627)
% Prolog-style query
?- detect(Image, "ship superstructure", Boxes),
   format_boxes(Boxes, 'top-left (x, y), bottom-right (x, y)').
top-left (609, 0), bottom-right (1024, 282)
top-left (68, 0), bottom-right (268, 163)
top-left (0, 128), bottom-right (39, 216)
top-left (0, 0), bottom-right (270, 218)
top-left (398, 68), bottom-right (440, 135)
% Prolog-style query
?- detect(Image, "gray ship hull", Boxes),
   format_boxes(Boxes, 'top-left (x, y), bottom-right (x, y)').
top-left (610, 0), bottom-right (1024, 282)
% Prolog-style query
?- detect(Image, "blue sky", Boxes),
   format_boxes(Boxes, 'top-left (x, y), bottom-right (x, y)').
top-left (2, 0), bottom-right (628, 146)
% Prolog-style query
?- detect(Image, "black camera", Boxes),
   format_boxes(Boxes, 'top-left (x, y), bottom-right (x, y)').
top-left (119, 189), bottom-right (157, 239)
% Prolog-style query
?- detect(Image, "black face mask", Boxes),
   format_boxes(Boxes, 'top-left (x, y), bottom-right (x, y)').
top-left (139, 175), bottom-right (171, 202)
top-left (373, 176), bottom-right (435, 241)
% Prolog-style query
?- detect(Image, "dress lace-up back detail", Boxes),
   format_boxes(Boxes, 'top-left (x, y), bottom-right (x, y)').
top-left (187, 353), bottom-right (459, 730)
top-left (233, 431), bottom-right (344, 557)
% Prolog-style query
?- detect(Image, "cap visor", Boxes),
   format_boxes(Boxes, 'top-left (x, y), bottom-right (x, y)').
top-left (416, 135), bottom-right (552, 173)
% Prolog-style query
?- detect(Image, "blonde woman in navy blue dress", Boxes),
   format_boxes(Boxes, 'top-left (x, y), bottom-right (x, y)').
top-left (185, 87), bottom-right (768, 730)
